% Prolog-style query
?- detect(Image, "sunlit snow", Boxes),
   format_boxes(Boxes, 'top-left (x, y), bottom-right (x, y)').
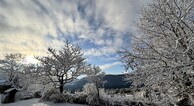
top-left (1, 99), bottom-right (87, 106)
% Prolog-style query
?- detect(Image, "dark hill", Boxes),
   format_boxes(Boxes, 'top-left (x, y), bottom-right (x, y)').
top-left (64, 74), bottom-right (132, 92)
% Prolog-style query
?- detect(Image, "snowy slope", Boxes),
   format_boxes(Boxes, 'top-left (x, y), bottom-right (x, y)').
top-left (1, 99), bottom-right (87, 106)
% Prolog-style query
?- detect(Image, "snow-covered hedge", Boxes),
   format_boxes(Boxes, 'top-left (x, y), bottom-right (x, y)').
top-left (41, 87), bottom-right (157, 106)
top-left (41, 88), bottom-right (80, 103)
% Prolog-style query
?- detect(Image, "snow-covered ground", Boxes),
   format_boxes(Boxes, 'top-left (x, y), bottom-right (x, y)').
top-left (1, 99), bottom-right (87, 106)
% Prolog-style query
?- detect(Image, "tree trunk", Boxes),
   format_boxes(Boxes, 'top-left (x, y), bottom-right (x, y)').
top-left (96, 86), bottom-right (100, 99)
top-left (59, 84), bottom-right (63, 93)
top-left (59, 77), bottom-right (64, 93)
top-left (60, 77), bottom-right (64, 93)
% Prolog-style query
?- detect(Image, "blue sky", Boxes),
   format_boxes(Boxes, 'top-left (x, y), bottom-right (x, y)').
top-left (0, 0), bottom-right (150, 74)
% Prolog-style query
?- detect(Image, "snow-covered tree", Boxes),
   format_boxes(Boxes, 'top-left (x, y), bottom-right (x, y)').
top-left (37, 41), bottom-right (87, 93)
top-left (119, 0), bottom-right (194, 105)
top-left (21, 64), bottom-right (42, 90)
top-left (83, 83), bottom-right (98, 96)
top-left (0, 53), bottom-right (25, 88)
top-left (86, 65), bottom-right (105, 98)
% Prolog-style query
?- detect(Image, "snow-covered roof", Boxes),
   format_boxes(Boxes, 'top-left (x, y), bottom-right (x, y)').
top-left (4, 88), bottom-right (18, 93)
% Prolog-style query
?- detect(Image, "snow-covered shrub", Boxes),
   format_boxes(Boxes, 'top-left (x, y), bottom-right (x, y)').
top-left (83, 83), bottom-right (97, 95)
top-left (86, 94), bottom-right (101, 106)
top-left (42, 88), bottom-right (59, 101)
top-left (83, 83), bottom-right (101, 106)
top-left (72, 92), bottom-right (87, 104)
top-left (49, 93), bottom-right (66, 103)
top-left (100, 89), bottom-right (157, 106)
top-left (41, 88), bottom-right (76, 103)
top-left (63, 93), bottom-right (74, 103)
top-left (41, 88), bottom-right (66, 103)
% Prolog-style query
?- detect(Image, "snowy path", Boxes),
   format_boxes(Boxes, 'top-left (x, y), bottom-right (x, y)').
top-left (1, 99), bottom-right (87, 106)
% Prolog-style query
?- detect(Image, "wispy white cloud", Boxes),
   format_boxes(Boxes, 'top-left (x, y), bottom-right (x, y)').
top-left (84, 46), bottom-right (115, 57)
top-left (100, 62), bottom-right (122, 71)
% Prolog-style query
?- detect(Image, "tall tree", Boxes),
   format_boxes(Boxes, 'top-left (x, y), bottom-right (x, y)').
top-left (119, 0), bottom-right (194, 105)
top-left (37, 41), bottom-right (87, 93)
top-left (0, 53), bottom-right (25, 88)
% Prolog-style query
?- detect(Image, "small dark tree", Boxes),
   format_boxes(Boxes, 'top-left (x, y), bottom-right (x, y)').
top-left (37, 41), bottom-right (86, 93)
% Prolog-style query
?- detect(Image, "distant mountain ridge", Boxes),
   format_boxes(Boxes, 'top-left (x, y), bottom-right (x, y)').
top-left (64, 74), bottom-right (132, 92)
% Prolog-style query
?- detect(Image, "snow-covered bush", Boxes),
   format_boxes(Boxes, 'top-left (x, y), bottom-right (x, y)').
top-left (85, 65), bottom-right (105, 98)
top-left (100, 89), bottom-right (157, 106)
top-left (83, 83), bottom-right (98, 95)
top-left (72, 92), bottom-right (87, 104)
top-left (42, 88), bottom-right (59, 101)
top-left (83, 83), bottom-right (101, 106)
top-left (86, 94), bottom-right (101, 106)
top-left (100, 92), bottom-right (130, 106)
top-left (41, 86), bottom-right (156, 105)
top-left (41, 88), bottom-right (75, 103)
top-left (49, 93), bottom-right (66, 103)
top-left (41, 88), bottom-right (66, 103)
top-left (83, 84), bottom-right (100, 105)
